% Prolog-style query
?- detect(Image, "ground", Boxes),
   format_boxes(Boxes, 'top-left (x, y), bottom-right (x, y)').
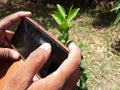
top-left (0, 1), bottom-right (120, 90)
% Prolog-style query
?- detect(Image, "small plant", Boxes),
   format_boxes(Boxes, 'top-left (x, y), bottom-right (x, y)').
top-left (111, 0), bottom-right (120, 25)
top-left (51, 4), bottom-right (88, 90)
top-left (51, 4), bottom-right (79, 46)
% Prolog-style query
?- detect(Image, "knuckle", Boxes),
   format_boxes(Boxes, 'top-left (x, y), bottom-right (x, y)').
top-left (3, 48), bottom-right (11, 60)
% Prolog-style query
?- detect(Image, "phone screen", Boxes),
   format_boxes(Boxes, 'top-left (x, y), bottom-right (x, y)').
top-left (11, 18), bottom-right (69, 78)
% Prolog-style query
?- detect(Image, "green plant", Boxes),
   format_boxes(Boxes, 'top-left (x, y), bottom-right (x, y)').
top-left (51, 4), bottom-right (79, 46)
top-left (111, 0), bottom-right (120, 25)
top-left (51, 4), bottom-right (88, 90)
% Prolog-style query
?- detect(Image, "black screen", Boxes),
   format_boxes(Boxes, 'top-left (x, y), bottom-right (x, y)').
top-left (11, 18), bottom-right (68, 78)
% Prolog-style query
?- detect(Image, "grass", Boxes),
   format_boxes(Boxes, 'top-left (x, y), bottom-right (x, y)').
top-left (0, 1), bottom-right (120, 90)
top-left (70, 10), bottom-right (120, 90)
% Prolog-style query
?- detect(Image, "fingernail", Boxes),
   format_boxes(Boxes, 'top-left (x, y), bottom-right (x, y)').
top-left (40, 43), bottom-right (51, 51)
top-left (21, 11), bottom-right (31, 14)
top-left (12, 51), bottom-right (20, 60)
top-left (70, 42), bottom-right (75, 47)
top-left (69, 42), bottom-right (78, 50)
top-left (26, 11), bottom-right (32, 14)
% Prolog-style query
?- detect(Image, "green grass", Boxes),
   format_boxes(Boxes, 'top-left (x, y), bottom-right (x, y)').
top-left (0, 2), bottom-right (120, 90)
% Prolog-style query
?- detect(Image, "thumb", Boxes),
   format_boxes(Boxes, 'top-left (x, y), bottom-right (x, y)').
top-left (0, 48), bottom-right (20, 60)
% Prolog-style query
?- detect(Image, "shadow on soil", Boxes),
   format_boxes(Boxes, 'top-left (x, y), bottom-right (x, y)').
top-left (91, 10), bottom-right (116, 28)
top-left (0, 1), bottom-right (116, 29)
top-left (0, 1), bottom-right (56, 30)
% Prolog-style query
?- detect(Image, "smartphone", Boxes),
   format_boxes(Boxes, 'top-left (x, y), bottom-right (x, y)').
top-left (11, 17), bottom-right (69, 78)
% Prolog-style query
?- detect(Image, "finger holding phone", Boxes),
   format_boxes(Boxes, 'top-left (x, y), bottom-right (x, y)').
top-left (4, 43), bottom-right (81, 90)
top-left (0, 11), bottom-right (32, 61)
top-left (0, 11), bottom-right (81, 90)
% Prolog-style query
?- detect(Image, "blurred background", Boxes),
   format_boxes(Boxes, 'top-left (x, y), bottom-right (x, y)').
top-left (0, 0), bottom-right (119, 90)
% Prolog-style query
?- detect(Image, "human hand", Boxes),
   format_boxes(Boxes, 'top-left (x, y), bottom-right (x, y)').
top-left (0, 11), bottom-right (32, 61)
top-left (4, 43), bottom-right (81, 90)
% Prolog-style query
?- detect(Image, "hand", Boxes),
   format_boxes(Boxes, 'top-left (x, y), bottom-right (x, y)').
top-left (4, 43), bottom-right (81, 90)
top-left (0, 11), bottom-right (32, 61)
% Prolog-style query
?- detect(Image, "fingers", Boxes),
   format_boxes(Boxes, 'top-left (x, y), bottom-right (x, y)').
top-left (0, 48), bottom-right (20, 60)
top-left (2, 30), bottom-right (15, 47)
top-left (4, 43), bottom-right (51, 90)
top-left (5, 30), bottom-right (14, 42)
top-left (0, 11), bottom-right (32, 31)
top-left (23, 43), bottom-right (51, 77)
top-left (54, 43), bottom-right (81, 82)
top-left (62, 69), bottom-right (81, 90)
top-left (9, 43), bottom-right (51, 87)
top-left (1, 30), bottom-right (15, 47)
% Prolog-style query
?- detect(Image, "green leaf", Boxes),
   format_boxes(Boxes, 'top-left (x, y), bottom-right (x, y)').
top-left (58, 36), bottom-right (66, 44)
top-left (79, 67), bottom-right (85, 72)
top-left (113, 12), bottom-right (120, 25)
top-left (51, 12), bottom-right (64, 25)
top-left (79, 43), bottom-right (85, 49)
top-left (58, 35), bottom-right (64, 41)
top-left (68, 4), bottom-right (74, 16)
top-left (58, 33), bottom-right (69, 44)
top-left (66, 40), bottom-right (73, 47)
top-left (59, 22), bottom-right (71, 32)
top-left (82, 73), bottom-right (89, 81)
top-left (57, 4), bottom-right (66, 19)
top-left (63, 32), bottom-right (69, 41)
top-left (67, 8), bottom-right (80, 23)
top-left (59, 22), bottom-right (68, 31)
top-left (111, 3), bottom-right (120, 12)
top-left (115, 0), bottom-right (120, 6)
top-left (58, 27), bottom-right (64, 33)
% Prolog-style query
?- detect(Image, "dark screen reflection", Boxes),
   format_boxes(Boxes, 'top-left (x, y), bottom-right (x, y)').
top-left (12, 18), bottom-right (68, 78)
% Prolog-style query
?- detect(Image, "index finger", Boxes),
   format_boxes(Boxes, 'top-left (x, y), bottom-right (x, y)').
top-left (0, 11), bottom-right (32, 31)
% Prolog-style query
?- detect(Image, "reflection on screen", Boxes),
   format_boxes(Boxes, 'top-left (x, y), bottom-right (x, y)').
top-left (12, 18), bottom-right (68, 78)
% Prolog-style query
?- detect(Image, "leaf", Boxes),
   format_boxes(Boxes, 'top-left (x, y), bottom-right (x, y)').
top-left (67, 8), bottom-right (80, 23)
top-left (63, 32), bottom-right (69, 41)
top-left (82, 73), bottom-right (89, 81)
top-left (58, 35), bottom-right (64, 41)
top-left (80, 73), bottom-right (88, 89)
top-left (51, 12), bottom-right (64, 25)
top-left (113, 12), bottom-right (120, 25)
top-left (59, 22), bottom-right (68, 31)
top-left (59, 22), bottom-right (71, 32)
top-left (58, 33), bottom-right (68, 44)
top-left (115, 0), bottom-right (120, 6)
top-left (58, 27), bottom-right (64, 33)
top-left (79, 67), bottom-right (85, 72)
top-left (58, 36), bottom-right (66, 44)
top-left (68, 4), bottom-right (74, 16)
top-left (66, 40), bottom-right (73, 47)
top-left (57, 4), bottom-right (66, 19)
top-left (79, 43), bottom-right (85, 49)
top-left (111, 3), bottom-right (120, 12)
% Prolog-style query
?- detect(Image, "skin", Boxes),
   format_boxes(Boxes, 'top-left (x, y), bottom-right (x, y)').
top-left (0, 11), bottom-right (81, 90)
top-left (0, 11), bottom-right (32, 60)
